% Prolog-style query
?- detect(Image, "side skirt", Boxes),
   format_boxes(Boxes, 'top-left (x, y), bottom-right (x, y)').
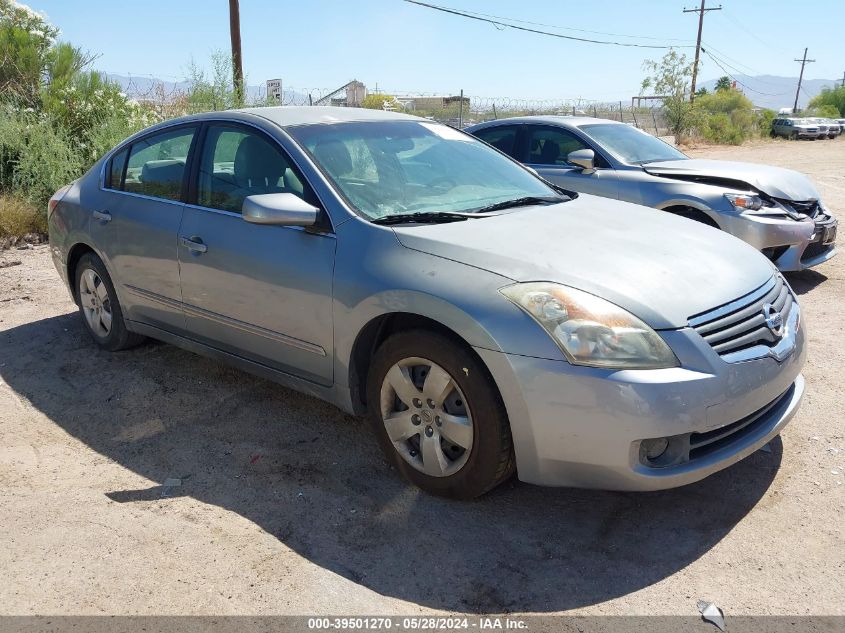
top-left (127, 320), bottom-right (344, 409)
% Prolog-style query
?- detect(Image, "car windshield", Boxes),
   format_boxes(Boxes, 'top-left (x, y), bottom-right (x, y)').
top-left (288, 120), bottom-right (559, 220)
top-left (579, 123), bottom-right (688, 165)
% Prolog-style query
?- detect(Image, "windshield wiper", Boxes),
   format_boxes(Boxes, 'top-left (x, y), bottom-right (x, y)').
top-left (371, 211), bottom-right (483, 226)
top-left (472, 195), bottom-right (565, 214)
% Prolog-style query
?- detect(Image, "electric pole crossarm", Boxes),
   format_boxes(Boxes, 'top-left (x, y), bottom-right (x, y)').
top-left (683, 2), bottom-right (721, 102)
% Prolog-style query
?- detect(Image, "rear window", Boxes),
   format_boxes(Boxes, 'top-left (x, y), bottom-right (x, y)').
top-left (123, 127), bottom-right (196, 201)
top-left (106, 147), bottom-right (128, 190)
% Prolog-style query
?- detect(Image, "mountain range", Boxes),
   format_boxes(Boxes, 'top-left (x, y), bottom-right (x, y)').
top-left (698, 74), bottom-right (841, 110)
top-left (106, 73), bottom-right (842, 111)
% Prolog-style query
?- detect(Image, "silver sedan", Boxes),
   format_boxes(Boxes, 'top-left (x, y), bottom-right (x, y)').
top-left (468, 116), bottom-right (837, 271)
top-left (49, 107), bottom-right (805, 497)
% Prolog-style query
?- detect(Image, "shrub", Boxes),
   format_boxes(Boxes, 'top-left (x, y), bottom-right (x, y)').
top-left (806, 104), bottom-right (841, 119)
top-left (808, 86), bottom-right (845, 117)
top-left (695, 89), bottom-right (756, 144)
top-left (0, 108), bottom-right (83, 209)
top-left (0, 194), bottom-right (46, 238)
top-left (361, 93), bottom-right (398, 110)
top-left (757, 108), bottom-right (776, 137)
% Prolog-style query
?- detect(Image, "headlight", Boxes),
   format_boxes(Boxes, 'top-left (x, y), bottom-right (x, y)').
top-left (500, 282), bottom-right (679, 370)
top-left (724, 193), bottom-right (764, 211)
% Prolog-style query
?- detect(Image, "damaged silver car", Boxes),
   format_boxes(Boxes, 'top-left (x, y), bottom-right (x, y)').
top-left (468, 116), bottom-right (838, 271)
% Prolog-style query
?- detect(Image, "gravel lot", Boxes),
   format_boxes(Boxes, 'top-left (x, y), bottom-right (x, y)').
top-left (0, 139), bottom-right (843, 616)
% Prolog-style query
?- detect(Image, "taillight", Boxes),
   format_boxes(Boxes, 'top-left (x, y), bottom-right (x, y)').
top-left (47, 184), bottom-right (72, 217)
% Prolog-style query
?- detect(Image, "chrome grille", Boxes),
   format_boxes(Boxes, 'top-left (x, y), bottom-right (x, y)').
top-left (688, 275), bottom-right (794, 360)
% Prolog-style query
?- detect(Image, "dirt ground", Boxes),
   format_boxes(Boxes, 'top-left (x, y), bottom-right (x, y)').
top-left (0, 139), bottom-right (843, 617)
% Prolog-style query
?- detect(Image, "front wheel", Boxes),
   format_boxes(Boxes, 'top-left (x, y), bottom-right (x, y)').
top-left (367, 330), bottom-right (515, 498)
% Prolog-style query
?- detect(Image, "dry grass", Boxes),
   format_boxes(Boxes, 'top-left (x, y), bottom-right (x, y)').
top-left (0, 195), bottom-right (47, 242)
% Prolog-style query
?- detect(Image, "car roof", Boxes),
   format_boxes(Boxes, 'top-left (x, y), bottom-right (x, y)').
top-left (467, 115), bottom-right (623, 130)
top-left (233, 106), bottom-right (424, 127)
top-left (136, 106), bottom-right (428, 138)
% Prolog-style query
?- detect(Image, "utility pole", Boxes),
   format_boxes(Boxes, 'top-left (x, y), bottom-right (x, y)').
top-left (839, 71), bottom-right (845, 88)
top-left (792, 48), bottom-right (815, 114)
top-left (684, 1), bottom-right (721, 103)
top-left (228, 0), bottom-right (244, 107)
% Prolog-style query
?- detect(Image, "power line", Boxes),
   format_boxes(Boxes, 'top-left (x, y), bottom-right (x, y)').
top-left (714, 9), bottom-right (782, 56)
top-left (700, 48), bottom-right (786, 91)
top-left (700, 41), bottom-right (779, 83)
top-left (701, 49), bottom-right (790, 97)
top-left (403, 1), bottom-right (696, 49)
top-left (683, 1), bottom-right (721, 102)
top-left (427, 5), bottom-right (695, 43)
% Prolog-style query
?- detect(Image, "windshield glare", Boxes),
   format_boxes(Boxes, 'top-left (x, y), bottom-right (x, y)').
top-left (579, 123), bottom-right (688, 165)
top-left (289, 120), bottom-right (557, 219)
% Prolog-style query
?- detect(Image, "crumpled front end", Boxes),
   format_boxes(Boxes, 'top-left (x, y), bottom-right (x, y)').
top-left (718, 198), bottom-right (838, 272)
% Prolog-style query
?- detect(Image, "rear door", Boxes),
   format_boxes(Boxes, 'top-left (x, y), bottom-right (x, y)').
top-left (522, 125), bottom-right (619, 198)
top-left (178, 122), bottom-right (336, 385)
top-left (96, 125), bottom-right (197, 332)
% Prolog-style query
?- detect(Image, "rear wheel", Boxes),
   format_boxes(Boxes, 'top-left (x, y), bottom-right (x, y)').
top-left (367, 330), bottom-right (514, 498)
top-left (75, 253), bottom-right (144, 351)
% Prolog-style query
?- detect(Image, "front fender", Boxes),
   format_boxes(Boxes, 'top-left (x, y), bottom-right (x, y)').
top-left (330, 221), bottom-right (567, 398)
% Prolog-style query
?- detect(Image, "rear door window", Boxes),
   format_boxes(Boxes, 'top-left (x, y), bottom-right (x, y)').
top-left (472, 126), bottom-right (519, 158)
top-left (106, 147), bottom-right (128, 190)
top-left (124, 127), bottom-right (196, 201)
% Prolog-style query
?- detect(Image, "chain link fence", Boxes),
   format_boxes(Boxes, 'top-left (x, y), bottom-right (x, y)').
top-left (118, 76), bottom-right (671, 137)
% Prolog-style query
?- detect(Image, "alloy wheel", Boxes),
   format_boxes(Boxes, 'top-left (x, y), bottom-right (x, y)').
top-left (79, 268), bottom-right (113, 338)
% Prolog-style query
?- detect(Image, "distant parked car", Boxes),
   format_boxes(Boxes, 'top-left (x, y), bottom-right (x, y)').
top-left (807, 118), bottom-right (840, 139)
top-left (467, 116), bottom-right (837, 271)
top-left (771, 117), bottom-right (819, 139)
top-left (48, 107), bottom-right (807, 497)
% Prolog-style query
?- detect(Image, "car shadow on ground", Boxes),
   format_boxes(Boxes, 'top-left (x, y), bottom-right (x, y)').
top-left (0, 313), bottom-right (783, 613)
top-left (784, 269), bottom-right (828, 295)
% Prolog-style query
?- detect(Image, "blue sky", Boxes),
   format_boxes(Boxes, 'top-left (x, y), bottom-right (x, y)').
top-left (29, 0), bottom-right (843, 101)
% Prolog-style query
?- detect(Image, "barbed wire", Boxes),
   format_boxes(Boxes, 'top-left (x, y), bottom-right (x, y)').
top-left (96, 75), bottom-right (673, 135)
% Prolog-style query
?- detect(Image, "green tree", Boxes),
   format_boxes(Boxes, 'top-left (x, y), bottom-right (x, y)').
top-left (185, 50), bottom-right (240, 113)
top-left (714, 76), bottom-right (732, 92)
top-left (0, 0), bottom-right (58, 106)
top-left (641, 48), bottom-right (696, 143)
top-left (361, 93), bottom-right (398, 110)
top-left (808, 85), bottom-right (845, 117)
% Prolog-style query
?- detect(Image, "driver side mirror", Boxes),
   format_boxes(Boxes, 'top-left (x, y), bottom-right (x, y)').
top-left (567, 149), bottom-right (596, 173)
top-left (242, 193), bottom-right (319, 227)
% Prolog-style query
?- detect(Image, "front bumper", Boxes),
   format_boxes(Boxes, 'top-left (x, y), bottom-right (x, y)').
top-left (717, 211), bottom-right (837, 271)
top-left (476, 310), bottom-right (806, 490)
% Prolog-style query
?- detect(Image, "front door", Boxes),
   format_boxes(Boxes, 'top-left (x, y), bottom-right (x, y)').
top-left (178, 123), bottom-right (336, 385)
top-left (523, 125), bottom-right (619, 198)
top-left (95, 125), bottom-right (197, 332)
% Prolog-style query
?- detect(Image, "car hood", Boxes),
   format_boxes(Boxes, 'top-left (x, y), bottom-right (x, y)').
top-left (392, 195), bottom-right (775, 330)
top-left (643, 159), bottom-right (820, 201)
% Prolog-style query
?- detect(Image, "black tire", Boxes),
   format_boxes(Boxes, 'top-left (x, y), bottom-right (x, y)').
top-left (366, 330), bottom-right (515, 498)
top-left (74, 252), bottom-right (144, 351)
top-left (790, 131), bottom-right (798, 140)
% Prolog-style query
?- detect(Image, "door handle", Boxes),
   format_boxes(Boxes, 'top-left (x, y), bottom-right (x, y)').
top-left (93, 210), bottom-right (112, 222)
top-left (180, 236), bottom-right (208, 253)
